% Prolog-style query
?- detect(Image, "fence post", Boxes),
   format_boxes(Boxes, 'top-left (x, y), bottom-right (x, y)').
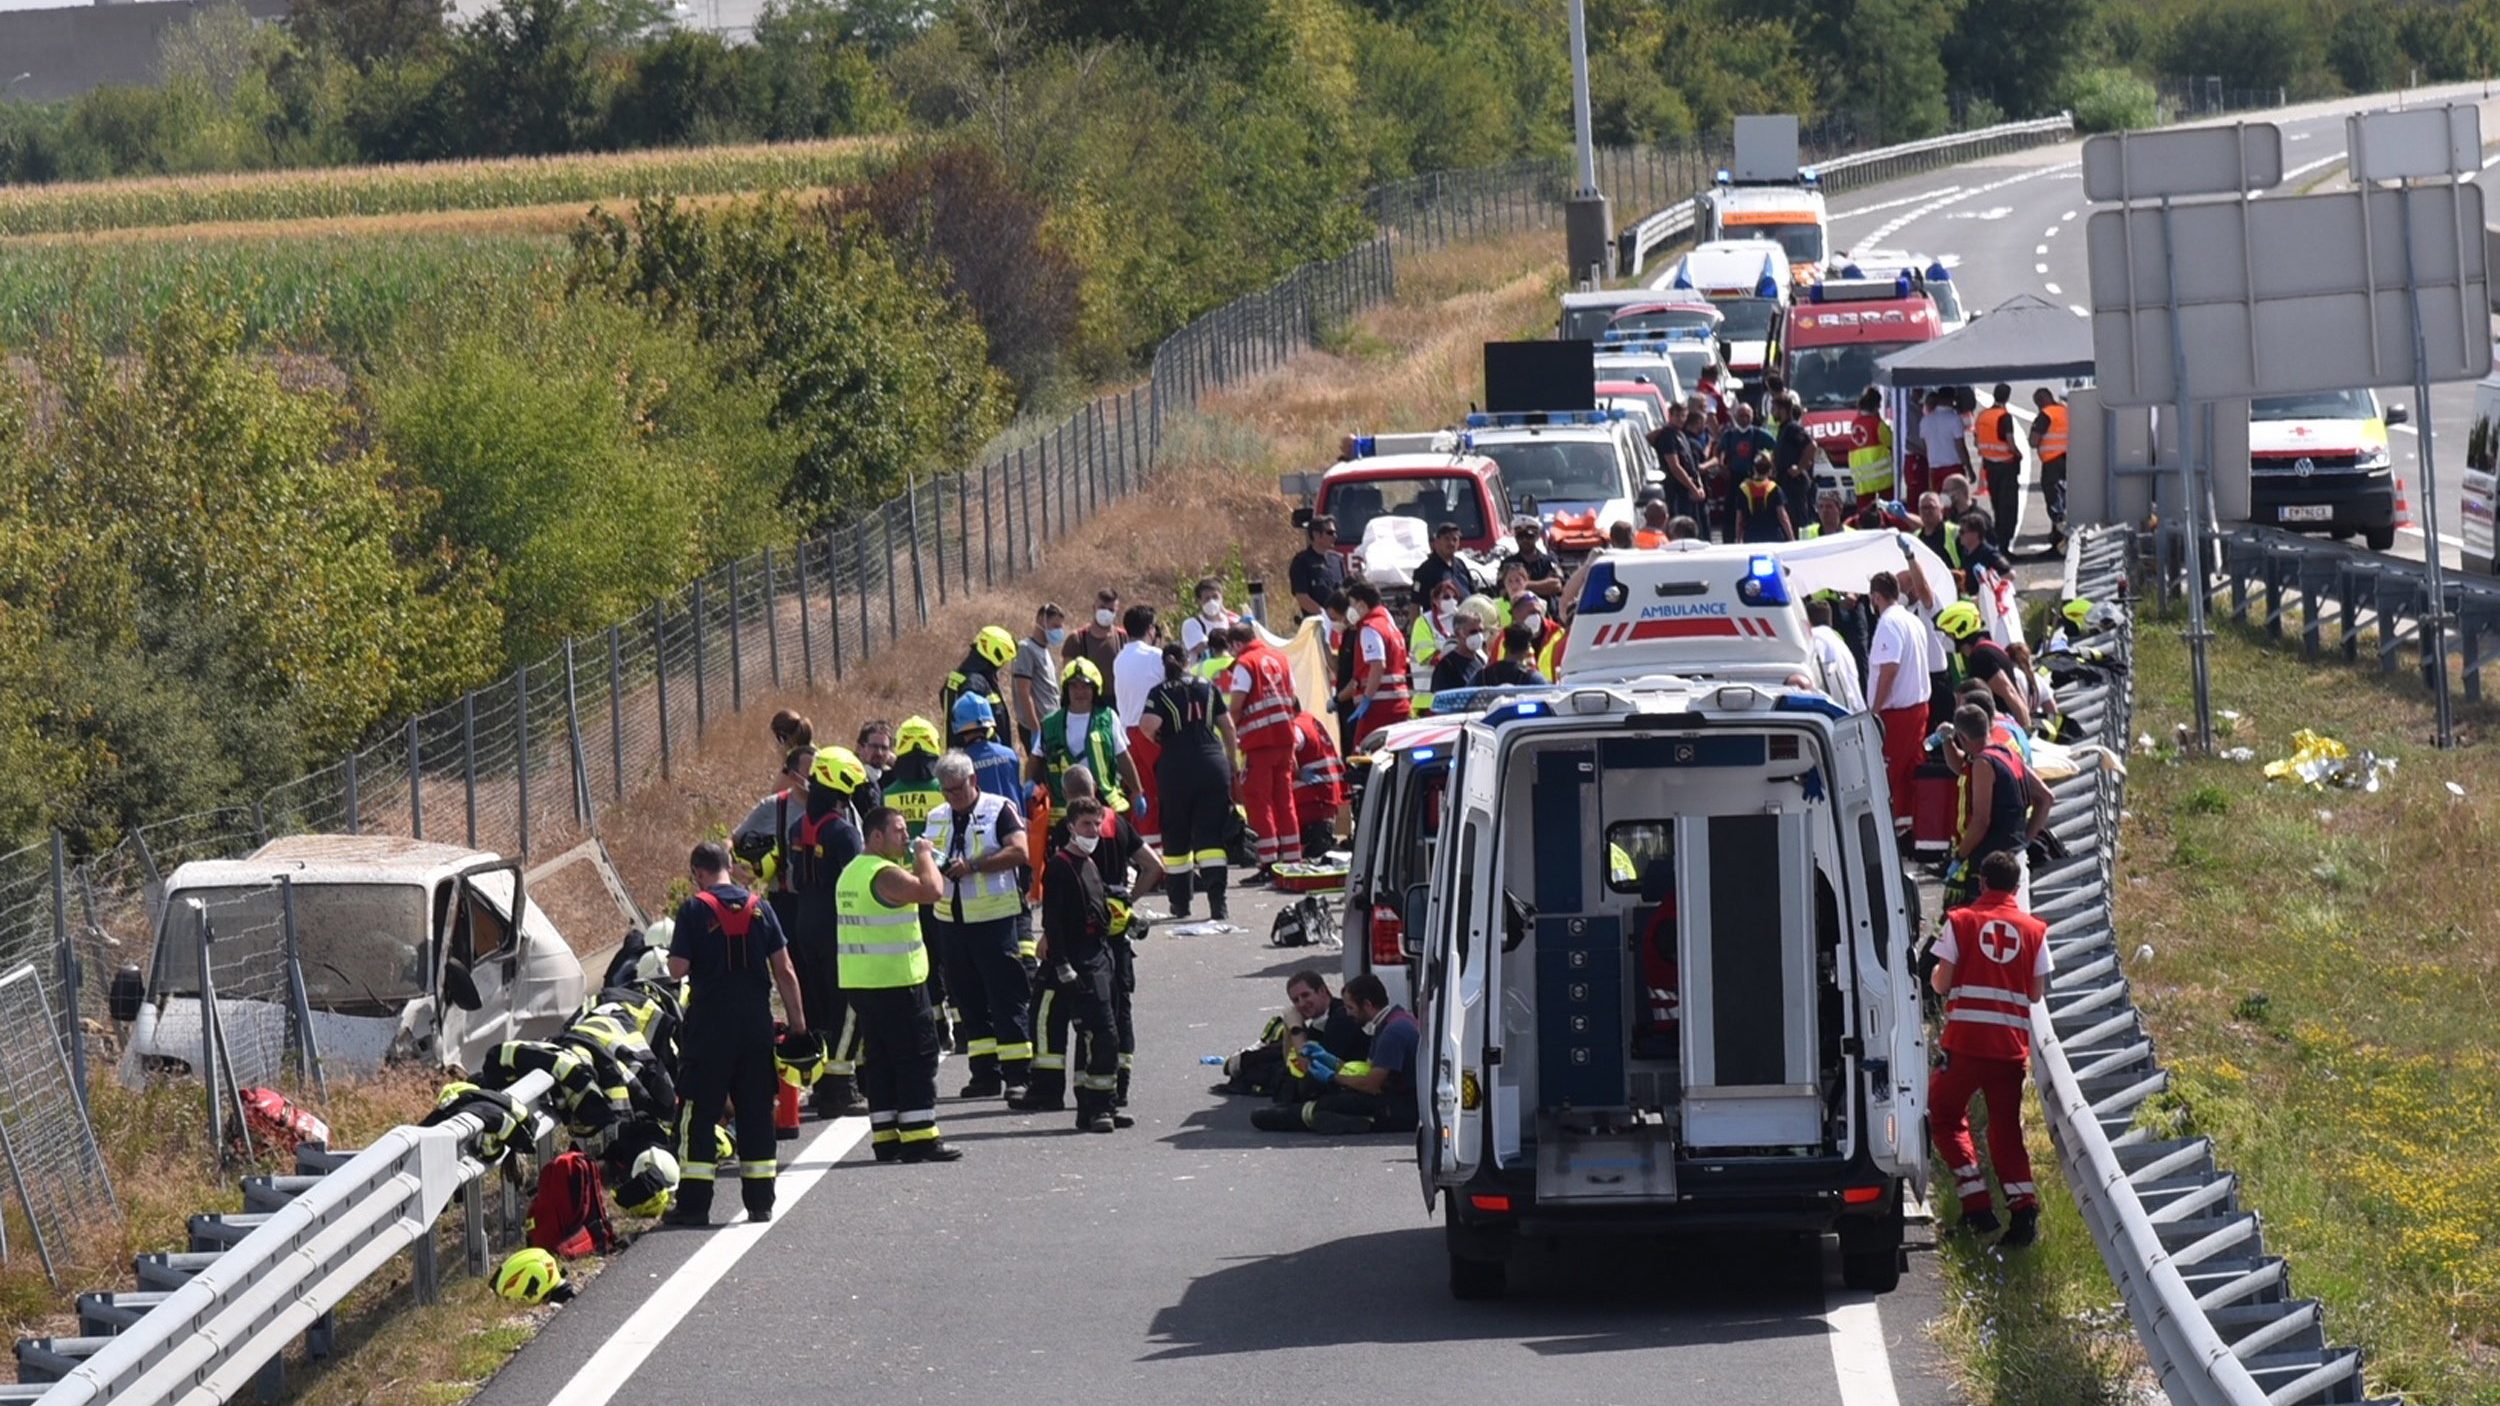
top-left (907, 477), bottom-right (929, 628)
top-left (794, 548), bottom-right (815, 686)
top-left (50, 830), bottom-right (86, 1119)
top-left (883, 504), bottom-right (902, 643)
top-left (1019, 445), bottom-right (1036, 573)
top-left (655, 608), bottom-right (675, 779)
top-left (343, 750), bottom-right (360, 836)
top-left (515, 661), bottom-right (532, 859)
top-left (763, 547), bottom-right (781, 689)
top-left (983, 459), bottom-right (997, 590)
top-left (727, 558), bottom-right (744, 717)
top-left (692, 577), bottom-right (710, 738)
top-left (279, 875), bottom-right (324, 1097)
top-left (958, 466), bottom-right (973, 596)
top-left (826, 528), bottom-right (847, 678)
top-left (932, 475), bottom-right (949, 609)
top-left (198, 909), bottom-right (222, 1162)
top-left (462, 692), bottom-right (479, 847)
top-left (859, 525), bottom-right (876, 662)
top-left (565, 638), bottom-right (593, 834)
top-left (406, 717), bottom-right (423, 840)
top-left (606, 627), bottom-right (626, 802)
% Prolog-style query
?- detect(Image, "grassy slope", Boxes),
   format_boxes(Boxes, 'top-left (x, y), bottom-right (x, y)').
top-left (2118, 609), bottom-right (2500, 1405)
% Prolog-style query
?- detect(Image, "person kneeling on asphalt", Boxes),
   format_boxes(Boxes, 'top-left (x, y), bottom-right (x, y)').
top-left (1251, 973), bottom-right (1418, 1135)
top-left (1213, 969), bottom-right (1368, 1098)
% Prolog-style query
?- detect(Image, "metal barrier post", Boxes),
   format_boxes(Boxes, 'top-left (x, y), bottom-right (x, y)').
top-left (50, 830), bottom-right (86, 1115)
top-left (406, 717), bottom-right (423, 839)
top-left (197, 905), bottom-right (222, 1159)
top-left (280, 875), bottom-right (324, 1096)
top-left (515, 661), bottom-right (532, 859)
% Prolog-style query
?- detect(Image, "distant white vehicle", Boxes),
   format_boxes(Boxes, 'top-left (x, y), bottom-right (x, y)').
top-left (1837, 249), bottom-right (1967, 334)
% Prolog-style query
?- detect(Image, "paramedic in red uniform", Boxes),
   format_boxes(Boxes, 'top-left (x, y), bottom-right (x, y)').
top-left (1336, 581), bottom-right (1411, 752)
top-left (1289, 711), bottom-right (1346, 861)
top-left (1224, 619), bottom-right (1303, 879)
top-left (1928, 849), bottom-right (2052, 1247)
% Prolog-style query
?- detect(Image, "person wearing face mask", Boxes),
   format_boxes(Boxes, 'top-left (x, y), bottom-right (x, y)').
top-left (1333, 582), bottom-right (1412, 754)
top-left (1067, 589), bottom-right (1126, 712)
top-left (1011, 604), bottom-right (1067, 748)
top-left (1034, 797), bottom-right (1128, 1133)
top-left (1178, 577), bottom-right (1237, 665)
top-left (1430, 606), bottom-right (1490, 703)
top-left (1406, 580), bottom-right (1464, 713)
top-left (1223, 619), bottom-right (1303, 880)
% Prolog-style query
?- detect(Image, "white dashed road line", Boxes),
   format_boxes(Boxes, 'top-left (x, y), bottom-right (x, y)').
top-left (2069, 304), bottom-right (2090, 318)
top-left (1830, 185), bottom-right (1967, 221)
top-left (2034, 263), bottom-right (2049, 274)
top-left (1853, 161), bottom-right (2080, 253)
top-left (2044, 282), bottom-right (2062, 295)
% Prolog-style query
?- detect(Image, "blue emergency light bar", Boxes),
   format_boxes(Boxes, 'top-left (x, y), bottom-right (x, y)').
top-left (1576, 560), bottom-right (1627, 617)
top-left (1349, 432), bottom-right (1472, 457)
top-left (1463, 409), bottom-right (1628, 430)
top-left (1738, 555), bottom-right (1791, 607)
top-left (1926, 261), bottom-right (1952, 283)
top-left (1598, 326), bottom-right (1716, 346)
top-left (1481, 698), bottom-right (1549, 725)
top-left (1809, 274), bottom-right (1914, 304)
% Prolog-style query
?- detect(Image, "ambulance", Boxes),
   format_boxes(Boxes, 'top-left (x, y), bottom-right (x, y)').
top-left (2464, 367), bottom-right (2500, 573)
top-left (1406, 629), bottom-right (1926, 1298)
top-left (1783, 274), bottom-right (1945, 485)
top-left (1661, 239), bottom-right (1791, 392)
top-left (1699, 117), bottom-right (1830, 287)
top-left (2244, 389), bottom-right (2403, 552)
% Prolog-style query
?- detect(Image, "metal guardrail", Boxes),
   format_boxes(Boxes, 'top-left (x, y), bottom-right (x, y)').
top-left (1616, 112), bottom-right (2079, 279)
top-left (2208, 523), bottom-right (2500, 702)
top-left (2030, 526), bottom-right (2394, 1406)
top-left (19, 1070), bottom-right (555, 1406)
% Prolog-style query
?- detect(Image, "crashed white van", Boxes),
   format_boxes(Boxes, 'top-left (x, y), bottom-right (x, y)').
top-left (119, 835), bottom-right (590, 1083)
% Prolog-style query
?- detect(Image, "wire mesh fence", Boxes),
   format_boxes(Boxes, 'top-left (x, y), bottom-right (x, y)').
top-left (0, 963), bottom-right (116, 1283)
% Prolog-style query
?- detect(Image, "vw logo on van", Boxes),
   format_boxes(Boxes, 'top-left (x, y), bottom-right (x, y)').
top-left (2294, 457), bottom-right (2315, 477)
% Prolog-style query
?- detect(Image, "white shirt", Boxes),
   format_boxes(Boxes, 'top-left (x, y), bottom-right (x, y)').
top-left (1060, 709), bottom-right (1127, 755)
top-left (1180, 608), bottom-right (1235, 660)
top-left (1811, 626), bottom-right (1868, 712)
top-left (1113, 641), bottom-right (1165, 730)
top-left (1867, 603), bottom-right (1932, 712)
top-left (1918, 406), bottom-right (1968, 468)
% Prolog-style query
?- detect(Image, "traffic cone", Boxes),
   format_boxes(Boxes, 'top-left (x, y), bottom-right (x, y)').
top-left (2395, 474), bottom-right (2417, 530)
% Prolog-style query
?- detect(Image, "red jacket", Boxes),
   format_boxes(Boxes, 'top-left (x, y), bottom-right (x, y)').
top-left (1290, 713), bottom-right (1346, 816)
top-left (1937, 890), bottom-right (2048, 1061)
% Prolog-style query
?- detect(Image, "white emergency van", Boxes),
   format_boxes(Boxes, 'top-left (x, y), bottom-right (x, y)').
top-left (1662, 239), bottom-right (1791, 389)
top-left (1464, 410), bottom-right (1655, 560)
top-left (1406, 664), bottom-right (1926, 1300)
top-left (2464, 367), bottom-right (2500, 573)
top-left (1699, 117), bottom-right (1830, 287)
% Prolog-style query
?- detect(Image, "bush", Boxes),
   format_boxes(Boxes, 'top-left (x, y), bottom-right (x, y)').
top-left (569, 193), bottom-right (1008, 519)
top-left (2062, 65), bottom-right (2161, 132)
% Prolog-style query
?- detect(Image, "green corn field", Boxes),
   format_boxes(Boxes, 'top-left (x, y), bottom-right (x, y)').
top-left (0, 136), bottom-right (893, 238)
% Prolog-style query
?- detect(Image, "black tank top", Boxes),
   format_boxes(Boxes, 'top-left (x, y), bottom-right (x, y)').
top-left (1976, 749), bottom-right (2027, 859)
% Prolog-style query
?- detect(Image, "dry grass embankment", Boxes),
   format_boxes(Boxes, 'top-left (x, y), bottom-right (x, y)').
top-left (2117, 609), bottom-right (2500, 1405)
top-left (592, 228), bottom-right (1569, 917)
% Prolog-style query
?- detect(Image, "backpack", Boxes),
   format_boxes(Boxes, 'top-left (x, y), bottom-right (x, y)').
top-left (1268, 894), bottom-right (1333, 949)
top-left (528, 1149), bottom-right (621, 1258)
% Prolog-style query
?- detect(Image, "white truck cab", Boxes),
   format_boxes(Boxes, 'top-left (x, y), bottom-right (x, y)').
top-left (119, 835), bottom-right (591, 1083)
top-left (1407, 674), bottom-right (1926, 1300)
top-left (1663, 240), bottom-right (1792, 389)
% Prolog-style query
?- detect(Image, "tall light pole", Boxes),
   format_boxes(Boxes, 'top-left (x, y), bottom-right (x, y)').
top-left (1564, 0), bottom-right (1613, 286)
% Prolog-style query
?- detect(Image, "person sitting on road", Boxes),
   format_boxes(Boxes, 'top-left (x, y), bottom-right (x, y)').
top-left (1213, 969), bottom-right (1368, 1097)
top-left (1250, 973), bottom-right (1420, 1135)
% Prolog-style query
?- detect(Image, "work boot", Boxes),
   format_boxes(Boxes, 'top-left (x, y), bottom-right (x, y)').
top-left (1955, 1207), bottom-right (2003, 1238)
top-left (811, 1074), bottom-right (868, 1119)
top-left (1167, 870), bottom-right (1193, 920)
top-left (1249, 1104), bottom-right (1304, 1132)
top-left (871, 1134), bottom-right (902, 1163)
top-left (1008, 1073), bottom-right (1067, 1112)
top-left (1307, 1107), bottom-right (1373, 1135)
top-left (1112, 1111), bottom-right (1136, 1129)
top-left (1244, 867), bottom-right (1274, 888)
top-left (959, 1075), bottom-right (1004, 1099)
top-left (1203, 869), bottom-right (1230, 923)
top-left (1998, 1207), bottom-right (2040, 1249)
top-left (899, 1139), bottom-right (964, 1163)
top-left (741, 1179), bottom-right (775, 1223)
top-left (1082, 1111), bottom-right (1116, 1133)
top-left (662, 1184), bottom-right (714, 1228)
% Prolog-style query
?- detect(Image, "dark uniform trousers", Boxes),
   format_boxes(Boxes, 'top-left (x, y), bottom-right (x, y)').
top-left (786, 901), bottom-right (863, 1107)
top-left (934, 915), bottom-right (1032, 1086)
top-left (673, 1014), bottom-right (779, 1218)
top-left (854, 984), bottom-right (943, 1154)
top-left (1029, 938), bottom-right (1135, 1108)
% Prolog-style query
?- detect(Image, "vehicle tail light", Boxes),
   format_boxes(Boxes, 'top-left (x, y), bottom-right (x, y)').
top-left (1842, 1185), bottom-right (1885, 1205)
top-left (1369, 906), bottom-right (1406, 967)
top-left (1468, 1194), bottom-right (1512, 1214)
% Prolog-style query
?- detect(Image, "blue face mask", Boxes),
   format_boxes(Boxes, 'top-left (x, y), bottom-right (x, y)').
top-left (1046, 626), bottom-right (1067, 646)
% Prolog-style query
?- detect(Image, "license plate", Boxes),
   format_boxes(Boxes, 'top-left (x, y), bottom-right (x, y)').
top-left (2279, 505), bottom-right (2333, 523)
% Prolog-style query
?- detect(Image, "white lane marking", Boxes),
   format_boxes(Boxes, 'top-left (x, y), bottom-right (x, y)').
top-left (1830, 185), bottom-right (1964, 221)
top-left (1826, 1291), bottom-right (1904, 1406)
top-left (1946, 206), bottom-right (2013, 220)
top-left (2482, 150), bottom-right (2500, 171)
top-left (541, 1114), bottom-right (871, 1406)
top-left (2034, 243), bottom-right (2049, 255)
top-left (2034, 263), bottom-right (2049, 274)
top-left (2070, 304), bottom-right (2090, 318)
top-left (2043, 225), bottom-right (2060, 238)
top-left (2399, 523), bottom-right (2469, 551)
top-left (2289, 131), bottom-right (2314, 142)
top-left (2392, 422), bottom-right (2419, 435)
top-left (1856, 161), bottom-right (2080, 251)
top-left (2283, 152), bottom-right (2345, 183)
top-left (2060, 210), bottom-right (2077, 222)
top-left (2044, 281), bottom-right (2062, 295)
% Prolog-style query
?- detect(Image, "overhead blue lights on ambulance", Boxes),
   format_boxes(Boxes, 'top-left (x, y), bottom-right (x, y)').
top-left (1737, 555), bottom-right (1791, 607)
top-left (1482, 699), bottom-right (1549, 726)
